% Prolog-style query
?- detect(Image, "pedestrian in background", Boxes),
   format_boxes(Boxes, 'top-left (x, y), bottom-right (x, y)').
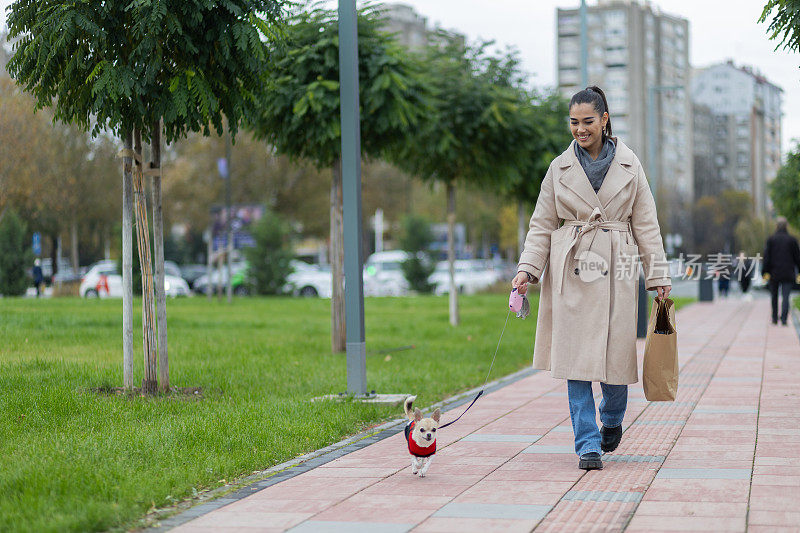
top-left (716, 259), bottom-right (731, 298)
top-left (762, 216), bottom-right (800, 326)
top-left (32, 258), bottom-right (43, 297)
top-left (512, 86), bottom-right (671, 471)
top-left (734, 251), bottom-right (753, 301)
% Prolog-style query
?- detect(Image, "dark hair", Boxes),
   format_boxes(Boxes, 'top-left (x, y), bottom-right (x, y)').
top-left (569, 86), bottom-right (612, 140)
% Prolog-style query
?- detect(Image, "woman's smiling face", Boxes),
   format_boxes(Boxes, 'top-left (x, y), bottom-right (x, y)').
top-left (569, 103), bottom-right (608, 154)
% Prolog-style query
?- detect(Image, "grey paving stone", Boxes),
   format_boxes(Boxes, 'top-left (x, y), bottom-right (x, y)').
top-left (712, 377), bottom-right (762, 382)
top-left (656, 468), bottom-right (751, 479)
top-left (562, 490), bottom-right (643, 503)
top-left (693, 407), bottom-right (758, 414)
top-left (633, 420), bottom-right (685, 426)
top-left (434, 503), bottom-right (552, 520)
top-left (521, 445), bottom-right (575, 454)
top-left (288, 521), bottom-right (413, 533)
top-left (604, 455), bottom-right (665, 463)
top-left (460, 434), bottom-right (542, 443)
top-left (550, 426), bottom-right (574, 432)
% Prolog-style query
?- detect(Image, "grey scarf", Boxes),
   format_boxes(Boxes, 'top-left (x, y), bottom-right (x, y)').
top-left (575, 137), bottom-right (616, 193)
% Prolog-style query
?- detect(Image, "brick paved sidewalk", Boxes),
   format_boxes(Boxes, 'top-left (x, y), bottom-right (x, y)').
top-left (171, 298), bottom-right (800, 533)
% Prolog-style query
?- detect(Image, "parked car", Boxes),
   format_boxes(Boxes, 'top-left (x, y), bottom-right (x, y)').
top-left (363, 250), bottom-right (410, 296)
top-left (179, 264), bottom-right (209, 290)
top-left (286, 261), bottom-right (332, 297)
top-left (192, 262), bottom-right (248, 295)
top-left (429, 259), bottom-right (502, 295)
top-left (80, 261), bottom-right (191, 298)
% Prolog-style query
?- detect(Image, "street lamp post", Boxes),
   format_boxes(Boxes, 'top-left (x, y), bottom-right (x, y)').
top-left (580, 0), bottom-right (588, 88)
top-left (338, 0), bottom-right (367, 395)
top-left (641, 85), bottom-right (688, 326)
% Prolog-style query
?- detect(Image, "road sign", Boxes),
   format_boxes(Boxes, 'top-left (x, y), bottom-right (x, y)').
top-left (32, 232), bottom-right (41, 256)
top-left (216, 158), bottom-right (228, 179)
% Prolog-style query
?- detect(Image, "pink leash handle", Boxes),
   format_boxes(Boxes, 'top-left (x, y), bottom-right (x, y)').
top-left (509, 287), bottom-right (524, 313)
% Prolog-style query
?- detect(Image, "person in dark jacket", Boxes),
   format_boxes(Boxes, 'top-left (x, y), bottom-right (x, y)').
top-left (32, 258), bottom-right (44, 297)
top-left (762, 217), bottom-right (800, 325)
top-left (734, 251), bottom-right (753, 301)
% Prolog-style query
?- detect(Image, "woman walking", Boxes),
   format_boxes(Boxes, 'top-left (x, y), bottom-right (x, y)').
top-left (511, 87), bottom-right (671, 471)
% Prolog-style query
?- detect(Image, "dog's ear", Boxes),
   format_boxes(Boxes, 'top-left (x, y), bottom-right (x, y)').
top-left (414, 407), bottom-right (422, 422)
top-left (432, 408), bottom-right (441, 423)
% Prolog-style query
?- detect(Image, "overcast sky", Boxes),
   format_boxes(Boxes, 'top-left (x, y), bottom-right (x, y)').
top-left (3, 0), bottom-right (798, 153)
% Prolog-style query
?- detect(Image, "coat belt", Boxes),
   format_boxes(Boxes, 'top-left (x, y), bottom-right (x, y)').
top-left (555, 209), bottom-right (631, 294)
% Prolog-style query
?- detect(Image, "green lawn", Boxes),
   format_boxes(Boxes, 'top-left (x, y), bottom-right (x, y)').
top-left (0, 293), bottom-right (695, 532)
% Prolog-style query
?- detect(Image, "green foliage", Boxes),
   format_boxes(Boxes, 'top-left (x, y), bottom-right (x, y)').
top-left (0, 210), bottom-right (31, 296)
top-left (506, 90), bottom-right (573, 204)
top-left (392, 39), bottom-right (535, 190)
top-left (400, 213), bottom-right (434, 253)
top-left (760, 0), bottom-right (800, 58)
top-left (692, 189), bottom-right (753, 254)
top-left (399, 214), bottom-right (435, 293)
top-left (735, 215), bottom-right (772, 256)
top-left (6, 0), bottom-right (286, 142)
top-left (249, 5), bottom-right (432, 167)
top-left (243, 209), bottom-right (294, 295)
top-left (769, 145), bottom-right (800, 229)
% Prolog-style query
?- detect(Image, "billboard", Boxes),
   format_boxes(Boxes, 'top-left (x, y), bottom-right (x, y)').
top-left (210, 204), bottom-right (265, 252)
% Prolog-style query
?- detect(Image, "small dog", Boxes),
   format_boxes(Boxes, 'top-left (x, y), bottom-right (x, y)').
top-left (403, 396), bottom-right (440, 477)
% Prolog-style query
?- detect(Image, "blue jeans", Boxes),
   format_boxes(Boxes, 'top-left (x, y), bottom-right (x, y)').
top-left (567, 380), bottom-right (628, 456)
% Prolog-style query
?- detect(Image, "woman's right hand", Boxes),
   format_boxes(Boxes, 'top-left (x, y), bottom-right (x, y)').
top-left (512, 271), bottom-right (537, 295)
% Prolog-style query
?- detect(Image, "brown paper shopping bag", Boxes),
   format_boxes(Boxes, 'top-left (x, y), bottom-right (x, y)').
top-left (642, 297), bottom-right (678, 401)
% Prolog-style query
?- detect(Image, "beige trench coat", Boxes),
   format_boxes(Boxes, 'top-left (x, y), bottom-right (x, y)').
top-left (517, 138), bottom-right (671, 385)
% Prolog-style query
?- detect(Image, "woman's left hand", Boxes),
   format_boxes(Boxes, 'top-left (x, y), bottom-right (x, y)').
top-left (655, 285), bottom-right (671, 301)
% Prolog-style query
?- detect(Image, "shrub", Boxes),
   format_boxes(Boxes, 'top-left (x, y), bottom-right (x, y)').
top-left (0, 210), bottom-right (32, 296)
top-left (243, 209), bottom-right (294, 295)
top-left (399, 214), bottom-right (435, 293)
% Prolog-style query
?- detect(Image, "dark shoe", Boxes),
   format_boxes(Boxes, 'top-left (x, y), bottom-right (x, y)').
top-left (772, 319), bottom-right (778, 325)
top-left (601, 424), bottom-right (622, 453)
top-left (579, 452), bottom-right (603, 470)
top-left (781, 320), bottom-right (788, 326)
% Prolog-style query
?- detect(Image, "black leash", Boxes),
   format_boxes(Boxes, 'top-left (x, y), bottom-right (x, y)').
top-left (439, 307), bottom-right (512, 429)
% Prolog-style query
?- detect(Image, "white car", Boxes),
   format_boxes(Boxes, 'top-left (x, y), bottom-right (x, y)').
top-left (80, 262), bottom-right (191, 298)
top-left (429, 259), bottom-right (501, 295)
top-left (363, 250), bottom-right (411, 296)
top-left (286, 261), bottom-right (332, 298)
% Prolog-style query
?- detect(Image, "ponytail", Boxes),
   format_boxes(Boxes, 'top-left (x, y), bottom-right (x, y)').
top-left (569, 86), bottom-right (613, 141)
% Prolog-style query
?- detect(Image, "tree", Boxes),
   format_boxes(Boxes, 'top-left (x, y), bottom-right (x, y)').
top-left (250, 6), bottom-right (431, 352)
top-left (7, 0), bottom-right (286, 392)
top-left (393, 39), bottom-right (534, 325)
top-left (503, 90), bottom-right (572, 257)
top-left (399, 214), bottom-right (435, 293)
top-left (0, 210), bottom-right (31, 296)
top-left (735, 215), bottom-right (772, 256)
top-left (760, 1), bottom-right (800, 62)
top-left (243, 209), bottom-right (294, 295)
top-left (769, 144), bottom-right (800, 229)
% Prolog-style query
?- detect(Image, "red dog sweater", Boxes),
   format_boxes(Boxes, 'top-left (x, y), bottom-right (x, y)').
top-left (405, 421), bottom-right (436, 457)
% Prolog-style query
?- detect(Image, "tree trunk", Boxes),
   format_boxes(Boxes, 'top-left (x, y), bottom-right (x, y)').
top-left (330, 159), bottom-right (346, 353)
top-left (447, 182), bottom-right (459, 326)
top-left (70, 217), bottom-right (79, 272)
top-left (133, 128), bottom-right (158, 394)
top-left (517, 200), bottom-right (528, 260)
top-left (206, 226), bottom-right (213, 301)
top-left (104, 227), bottom-right (111, 260)
top-left (50, 234), bottom-right (58, 281)
top-left (150, 120), bottom-right (169, 392)
top-left (225, 126), bottom-right (233, 304)
top-left (122, 130), bottom-right (134, 390)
